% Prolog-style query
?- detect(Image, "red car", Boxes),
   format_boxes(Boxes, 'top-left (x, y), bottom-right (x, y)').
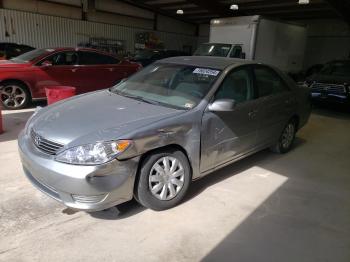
top-left (0, 48), bottom-right (141, 109)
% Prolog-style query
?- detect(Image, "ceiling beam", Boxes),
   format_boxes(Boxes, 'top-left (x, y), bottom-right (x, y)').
top-left (246, 6), bottom-right (331, 15)
top-left (186, 0), bottom-right (243, 17)
top-left (268, 10), bottom-right (339, 20)
top-left (118, 0), bottom-right (196, 24)
top-left (324, 0), bottom-right (350, 23)
top-left (237, 0), bottom-right (324, 8)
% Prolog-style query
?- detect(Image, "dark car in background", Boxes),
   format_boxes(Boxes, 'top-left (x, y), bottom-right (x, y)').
top-left (0, 42), bottom-right (34, 60)
top-left (305, 60), bottom-right (350, 106)
top-left (130, 49), bottom-right (189, 66)
top-left (0, 48), bottom-right (141, 109)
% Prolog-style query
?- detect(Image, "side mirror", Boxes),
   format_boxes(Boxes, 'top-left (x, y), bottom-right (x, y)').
top-left (208, 99), bottom-right (236, 112)
top-left (41, 60), bottom-right (53, 67)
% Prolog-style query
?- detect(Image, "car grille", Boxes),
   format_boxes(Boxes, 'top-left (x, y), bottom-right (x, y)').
top-left (30, 129), bottom-right (64, 155)
top-left (311, 82), bottom-right (346, 94)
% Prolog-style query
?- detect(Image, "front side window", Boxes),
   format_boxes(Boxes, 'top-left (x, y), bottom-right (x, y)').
top-left (38, 51), bottom-right (78, 66)
top-left (215, 68), bottom-right (254, 104)
top-left (254, 66), bottom-right (289, 97)
top-left (110, 64), bottom-right (221, 110)
top-left (79, 51), bottom-right (119, 65)
top-left (230, 45), bottom-right (243, 58)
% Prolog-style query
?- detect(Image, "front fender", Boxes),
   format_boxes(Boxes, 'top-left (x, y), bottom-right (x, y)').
top-left (117, 109), bottom-right (203, 179)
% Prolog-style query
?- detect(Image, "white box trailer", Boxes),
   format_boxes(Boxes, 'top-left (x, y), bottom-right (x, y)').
top-left (195, 15), bottom-right (307, 74)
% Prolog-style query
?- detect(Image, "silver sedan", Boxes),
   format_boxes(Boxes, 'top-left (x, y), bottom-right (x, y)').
top-left (18, 56), bottom-right (311, 211)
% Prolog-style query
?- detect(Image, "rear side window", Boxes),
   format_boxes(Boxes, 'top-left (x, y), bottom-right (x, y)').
top-left (254, 66), bottom-right (289, 97)
top-left (78, 51), bottom-right (119, 65)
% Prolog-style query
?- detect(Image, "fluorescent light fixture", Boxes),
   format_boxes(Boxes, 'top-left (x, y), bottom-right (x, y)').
top-left (230, 4), bottom-right (239, 10)
top-left (298, 0), bottom-right (309, 4)
top-left (176, 9), bottom-right (184, 15)
top-left (212, 19), bottom-right (220, 24)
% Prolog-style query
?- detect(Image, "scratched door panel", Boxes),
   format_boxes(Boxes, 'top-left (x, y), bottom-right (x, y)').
top-left (200, 100), bottom-right (259, 173)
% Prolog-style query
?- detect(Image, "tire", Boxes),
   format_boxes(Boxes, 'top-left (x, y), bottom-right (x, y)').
top-left (270, 119), bottom-right (297, 154)
top-left (0, 81), bottom-right (31, 110)
top-left (135, 149), bottom-right (191, 211)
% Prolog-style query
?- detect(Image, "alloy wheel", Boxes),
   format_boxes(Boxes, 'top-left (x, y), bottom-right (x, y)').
top-left (281, 123), bottom-right (295, 149)
top-left (0, 85), bottom-right (27, 109)
top-left (148, 156), bottom-right (185, 201)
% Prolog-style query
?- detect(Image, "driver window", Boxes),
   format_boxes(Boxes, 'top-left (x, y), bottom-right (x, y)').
top-left (215, 68), bottom-right (254, 104)
top-left (39, 51), bottom-right (78, 66)
top-left (230, 45), bottom-right (243, 58)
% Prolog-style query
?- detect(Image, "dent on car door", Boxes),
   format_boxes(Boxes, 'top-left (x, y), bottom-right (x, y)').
top-left (200, 66), bottom-right (260, 173)
top-left (253, 65), bottom-right (296, 147)
top-left (35, 51), bottom-right (80, 95)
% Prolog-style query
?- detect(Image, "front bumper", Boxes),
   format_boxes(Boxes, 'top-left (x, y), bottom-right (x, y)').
top-left (311, 92), bottom-right (349, 104)
top-left (18, 131), bottom-right (140, 211)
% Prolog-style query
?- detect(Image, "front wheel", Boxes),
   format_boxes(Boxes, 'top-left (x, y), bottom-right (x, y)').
top-left (270, 120), bottom-right (296, 154)
top-left (135, 149), bottom-right (191, 211)
top-left (0, 82), bottom-right (30, 110)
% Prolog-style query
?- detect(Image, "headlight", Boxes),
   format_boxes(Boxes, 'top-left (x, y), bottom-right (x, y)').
top-left (55, 140), bottom-right (131, 165)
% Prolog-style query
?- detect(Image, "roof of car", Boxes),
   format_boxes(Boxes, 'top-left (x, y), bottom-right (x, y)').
top-left (158, 56), bottom-right (252, 70)
top-left (35, 47), bottom-right (119, 58)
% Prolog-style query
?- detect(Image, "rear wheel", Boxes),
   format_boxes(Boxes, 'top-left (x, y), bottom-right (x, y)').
top-left (0, 81), bottom-right (30, 110)
top-left (270, 119), bottom-right (296, 154)
top-left (135, 149), bottom-right (191, 211)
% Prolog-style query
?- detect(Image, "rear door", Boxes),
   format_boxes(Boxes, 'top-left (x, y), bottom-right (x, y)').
top-left (200, 66), bottom-right (260, 172)
top-left (77, 51), bottom-right (124, 92)
top-left (253, 65), bottom-right (296, 147)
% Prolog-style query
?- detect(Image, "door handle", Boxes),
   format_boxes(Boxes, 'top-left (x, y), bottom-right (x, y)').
top-left (107, 68), bottom-right (114, 72)
top-left (248, 110), bottom-right (258, 119)
top-left (71, 68), bottom-right (78, 73)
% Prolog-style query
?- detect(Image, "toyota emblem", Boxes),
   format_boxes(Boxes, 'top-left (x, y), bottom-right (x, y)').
top-left (35, 135), bottom-right (41, 146)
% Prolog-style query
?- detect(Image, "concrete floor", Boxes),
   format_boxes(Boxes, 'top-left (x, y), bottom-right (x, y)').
top-left (0, 106), bottom-right (349, 262)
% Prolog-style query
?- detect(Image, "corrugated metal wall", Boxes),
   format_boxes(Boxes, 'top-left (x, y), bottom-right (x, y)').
top-left (0, 9), bottom-right (201, 53)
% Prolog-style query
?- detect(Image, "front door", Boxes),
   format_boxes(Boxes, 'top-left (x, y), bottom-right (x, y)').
top-left (200, 66), bottom-right (260, 172)
top-left (34, 51), bottom-right (80, 96)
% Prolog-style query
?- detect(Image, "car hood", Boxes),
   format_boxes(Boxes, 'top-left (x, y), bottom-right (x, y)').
top-left (31, 90), bottom-right (185, 146)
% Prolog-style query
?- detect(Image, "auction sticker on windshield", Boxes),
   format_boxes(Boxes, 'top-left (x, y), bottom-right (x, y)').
top-left (193, 68), bottom-right (220, 76)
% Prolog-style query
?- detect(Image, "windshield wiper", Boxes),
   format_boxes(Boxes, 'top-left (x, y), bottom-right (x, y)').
top-left (111, 89), bottom-right (186, 110)
top-left (112, 90), bottom-right (159, 105)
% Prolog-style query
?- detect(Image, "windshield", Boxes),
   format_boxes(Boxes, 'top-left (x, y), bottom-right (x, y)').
top-left (320, 61), bottom-right (350, 76)
top-left (194, 44), bottom-right (232, 57)
top-left (10, 48), bottom-right (53, 63)
top-left (110, 64), bottom-right (221, 110)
